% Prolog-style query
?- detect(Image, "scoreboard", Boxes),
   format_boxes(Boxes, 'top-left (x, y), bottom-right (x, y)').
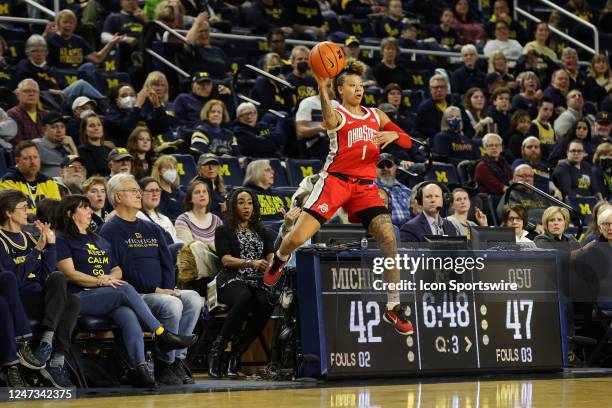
top-left (296, 249), bottom-right (563, 378)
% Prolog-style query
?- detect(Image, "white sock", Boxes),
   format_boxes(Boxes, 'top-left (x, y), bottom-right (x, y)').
top-left (276, 250), bottom-right (289, 261)
top-left (386, 291), bottom-right (400, 311)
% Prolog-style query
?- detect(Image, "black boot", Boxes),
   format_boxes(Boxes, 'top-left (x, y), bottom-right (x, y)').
top-left (156, 330), bottom-right (198, 352)
top-left (208, 336), bottom-right (228, 378)
top-left (226, 339), bottom-right (249, 378)
top-left (132, 364), bottom-right (157, 388)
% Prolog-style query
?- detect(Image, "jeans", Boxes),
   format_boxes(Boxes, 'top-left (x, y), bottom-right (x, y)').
top-left (63, 79), bottom-right (104, 109)
top-left (142, 290), bottom-right (203, 363)
top-left (78, 284), bottom-right (164, 368)
top-left (0, 272), bottom-right (32, 366)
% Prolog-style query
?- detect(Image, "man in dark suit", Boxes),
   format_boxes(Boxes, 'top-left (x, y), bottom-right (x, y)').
top-left (400, 183), bottom-right (458, 242)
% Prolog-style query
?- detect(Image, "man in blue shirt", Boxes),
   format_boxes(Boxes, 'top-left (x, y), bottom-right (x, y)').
top-left (375, 153), bottom-right (412, 228)
top-left (100, 173), bottom-right (202, 385)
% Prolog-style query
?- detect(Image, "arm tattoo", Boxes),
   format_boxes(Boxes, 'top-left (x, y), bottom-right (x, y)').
top-left (319, 86), bottom-right (338, 129)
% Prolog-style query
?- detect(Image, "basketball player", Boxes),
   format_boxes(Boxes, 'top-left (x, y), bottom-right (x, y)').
top-left (264, 59), bottom-right (414, 335)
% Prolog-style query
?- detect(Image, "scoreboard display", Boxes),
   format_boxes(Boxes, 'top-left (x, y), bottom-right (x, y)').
top-left (296, 249), bottom-right (563, 378)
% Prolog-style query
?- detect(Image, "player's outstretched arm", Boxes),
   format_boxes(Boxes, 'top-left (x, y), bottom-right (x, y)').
top-left (374, 108), bottom-right (413, 149)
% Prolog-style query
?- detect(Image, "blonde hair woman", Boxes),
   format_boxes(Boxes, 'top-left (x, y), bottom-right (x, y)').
top-left (151, 155), bottom-right (184, 222)
top-left (191, 99), bottom-right (239, 156)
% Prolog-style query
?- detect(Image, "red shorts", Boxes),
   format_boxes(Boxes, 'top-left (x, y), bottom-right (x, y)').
top-left (304, 172), bottom-right (386, 225)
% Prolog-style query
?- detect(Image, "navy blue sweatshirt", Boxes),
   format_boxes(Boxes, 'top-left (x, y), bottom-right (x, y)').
top-left (99, 216), bottom-right (174, 293)
top-left (232, 121), bottom-right (284, 158)
top-left (0, 229), bottom-right (56, 293)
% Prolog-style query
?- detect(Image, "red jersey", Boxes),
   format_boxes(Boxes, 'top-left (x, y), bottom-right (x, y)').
top-left (322, 105), bottom-right (381, 180)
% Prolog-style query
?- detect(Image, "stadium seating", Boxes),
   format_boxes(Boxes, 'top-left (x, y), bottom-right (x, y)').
top-left (285, 159), bottom-right (323, 186)
top-left (173, 154), bottom-right (198, 186)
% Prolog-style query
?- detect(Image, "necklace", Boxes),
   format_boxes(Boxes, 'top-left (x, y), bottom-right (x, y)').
top-left (238, 224), bottom-right (250, 233)
top-left (0, 229), bottom-right (28, 251)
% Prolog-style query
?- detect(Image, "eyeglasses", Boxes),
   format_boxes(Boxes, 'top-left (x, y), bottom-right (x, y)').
top-left (515, 174), bottom-right (534, 179)
top-left (240, 111), bottom-right (257, 117)
top-left (569, 149), bottom-right (584, 153)
top-left (601, 222), bottom-right (612, 229)
top-left (486, 143), bottom-right (502, 148)
top-left (143, 188), bottom-right (161, 194)
top-left (118, 188), bottom-right (142, 195)
top-left (507, 216), bottom-right (523, 222)
top-left (13, 205), bottom-right (29, 211)
top-left (377, 162), bottom-right (394, 169)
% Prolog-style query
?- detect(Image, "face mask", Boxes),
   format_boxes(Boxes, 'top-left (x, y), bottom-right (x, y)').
top-left (297, 61), bottom-right (308, 74)
top-left (119, 96), bottom-right (136, 110)
top-left (448, 118), bottom-right (462, 132)
top-left (161, 169), bottom-right (178, 184)
top-left (601, 157), bottom-right (612, 172)
top-left (31, 60), bottom-right (46, 68)
top-left (268, 66), bottom-right (281, 76)
top-left (79, 109), bottom-right (95, 119)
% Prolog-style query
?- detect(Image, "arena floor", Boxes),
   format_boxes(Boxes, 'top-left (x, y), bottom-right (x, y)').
top-left (4, 369), bottom-right (612, 407)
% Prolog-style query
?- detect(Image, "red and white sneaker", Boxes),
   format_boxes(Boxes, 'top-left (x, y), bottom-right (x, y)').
top-left (383, 304), bottom-right (414, 335)
top-left (263, 254), bottom-right (288, 287)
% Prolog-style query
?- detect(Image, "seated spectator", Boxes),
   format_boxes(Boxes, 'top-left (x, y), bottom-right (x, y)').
top-left (100, 174), bottom-right (200, 385)
top-left (140, 71), bottom-right (176, 141)
top-left (210, 187), bottom-right (275, 378)
top-left (549, 119), bottom-right (595, 165)
top-left (400, 183), bottom-right (458, 242)
top-left (497, 164), bottom-right (547, 232)
top-left (375, 153), bottom-right (412, 228)
top-left (474, 133), bottom-right (512, 197)
top-left (488, 51), bottom-right (516, 89)
top-left (451, 44), bottom-right (486, 96)
top-left (512, 136), bottom-right (561, 195)
top-left (127, 127), bottom-right (156, 180)
top-left (252, 53), bottom-right (294, 115)
top-left (487, 0), bottom-right (527, 43)
top-left (416, 74), bottom-right (451, 140)
top-left (543, 69), bottom-right (570, 114)
top-left (374, 0), bottom-right (405, 38)
top-left (0, 107), bottom-right (18, 149)
top-left (82, 176), bottom-right (108, 231)
top-left (433, 106), bottom-right (478, 165)
top-left (500, 204), bottom-right (533, 243)
top-left (243, 159), bottom-right (286, 222)
top-left (552, 139), bottom-right (603, 199)
top-left (582, 200), bottom-right (612, 245)
top-left (534, 206), bottom-right (580, 249)
top-left (7, 79), bottom-right (47, 145)
top-left (586, 53), bottom-right (612, 104)
top-left (286, 45), bottom-right (317, 106)
top-left (288, 0), bottom-right (326, 40)
top-left (484, 20), bottom-right (523, 62)
top-left (66, 96), bottom-right (96, 140)
top-left (56, 155), bottom-right (86, 196)
top-left (54, 195), bottom-right (196, 387)
top-left (512, 71), bottom-right (542, 117)
top-left (452, 0), bottom-right (487, 45)
top-left (137, 177), bottom-right (179, 244)
top-left (379, 83), bottom-right (411, 130)
top-left (554, 89), bottom-right (585, 139)
top-left (592, 111), bottom-right (611, 147)
top-left (47, 9), bottom-right (122, 71)
top-left (433, 8), bottom-right (461, 50)
top-left (295, 82), bottom-right (340, 160)
top-left (173, 72), bottom-right (232, 129)
top-left (463, 87), bottom-right (495, 139)
top-left (373, 37), bottom-right (409, 89)
top-left (249, 0), bottom-right (293, 36)
top-left (192, 156), bottom-right (227, 218)
top-left (104, 82), bottom-right (171, 147)
top-left (0, 189), bottom-right (80, 388)
top-left (184, 14), bottom-right (231, 79)
top-left (77, 114), bottom-right (112, 178)
top-left (0, 268), bottom-right (46, 387)
top-left (15, 35), bottom-right (104, 110)
top-left (175, 180), bottom-right (223, 245)
top-left (446, 187), bottom-right (488, 236)
top-left (34, 112), bottom-right (77, 178)
top-left (343, 36), bottom-right (376, 87)
top-left (191, 99), bottom-right (239, 156)
top-left (0, 141), bottom-right (61, 217)
top-left (528, 97), bottom-right (556, 157)
top-left (151, 155), bottom-right (184, 222)
top-left (487, 87), bottom-right (512, 140)
top-left (233, 102), bottom-right (284, 158)
top-left (560, 47), bottom-right (590, 100)
top-left (506, 110), bottom-right (532, 161)
top-left (261, 28), bottom-right (290, 66)
top-left (107, 147), bottom-right (134, 178)
top-left (101, 0), bottom-right (148, 70)
top-left (523, 22), bottom-right (558, 64)
top-left (592, 142), bottom-right (612, 200)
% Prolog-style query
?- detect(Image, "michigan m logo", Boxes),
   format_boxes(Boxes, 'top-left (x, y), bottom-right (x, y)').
top-left (435, 171), bottom-right (448, 183)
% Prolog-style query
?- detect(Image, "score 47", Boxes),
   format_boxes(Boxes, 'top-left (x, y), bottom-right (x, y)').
top-left (506, 300), bottom-right (533, 340)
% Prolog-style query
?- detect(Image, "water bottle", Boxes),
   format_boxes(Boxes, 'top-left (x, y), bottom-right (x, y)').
top-left (145, 351), bottom-right (155, 378)
top-left (360, 237), bottom-right (369, 251)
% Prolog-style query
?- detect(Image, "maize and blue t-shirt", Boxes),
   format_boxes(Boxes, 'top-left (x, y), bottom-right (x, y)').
top-left (55, 233), bottom-right (117, 293)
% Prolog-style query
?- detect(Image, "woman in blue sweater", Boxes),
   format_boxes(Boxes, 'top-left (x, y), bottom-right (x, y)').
top-left (432, 106), bottom-right (479, 165)
top-left (191, 99), bottom-right (240, 156)
top-left (0, 189), bottom-right (80, 388)
top-left (55, 195), bottom-right (197, 387)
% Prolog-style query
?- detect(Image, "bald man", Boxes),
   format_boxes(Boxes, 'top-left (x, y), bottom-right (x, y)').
top-left (400, 183), bottom-right (458, 242)
top-left (497, 164), bottom-right (546, 234)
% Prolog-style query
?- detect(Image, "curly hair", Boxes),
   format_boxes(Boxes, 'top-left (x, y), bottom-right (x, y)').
top-left (332, 58), bottom-right (367, 96)
top-left (224, 188), bottom-right (264, 235)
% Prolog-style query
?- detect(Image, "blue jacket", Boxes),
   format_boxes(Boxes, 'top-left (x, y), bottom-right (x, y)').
top-left (232, 120), bottom-right (284, 158)
top-left (400, 212), bottom-right (458, 243)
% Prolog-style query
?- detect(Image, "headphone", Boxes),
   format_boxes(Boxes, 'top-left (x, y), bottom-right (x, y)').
top-left (413, 181), bottom-right (452, 208)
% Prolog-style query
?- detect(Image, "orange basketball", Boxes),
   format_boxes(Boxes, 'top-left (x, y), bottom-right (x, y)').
top-left (308, 41), bottom-right (345, 78)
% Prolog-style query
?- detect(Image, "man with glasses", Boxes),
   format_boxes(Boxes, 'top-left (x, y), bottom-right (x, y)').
top-left (416, 74), bottom-right (451, 140)
top-left (512, 136), bottom-right (563, 198)
top-left (100, 173), bottom-right (201, 385)
top-left (107, 147), bottom-right (134, 178)
top-left (497, 164), bottom-right (546, 234)
top-left (34, 112), bottom-right (78, 178)
top-left (375, 153), bottom-right (412, 227)
top-left (7, 79), bottom-right (47, 145)
top-left (552, 140), bottom-right (603, 200)
top-left (232, 102), bottom-right (285, 158)
top-left (55, 155), bottom-right (86, 196)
